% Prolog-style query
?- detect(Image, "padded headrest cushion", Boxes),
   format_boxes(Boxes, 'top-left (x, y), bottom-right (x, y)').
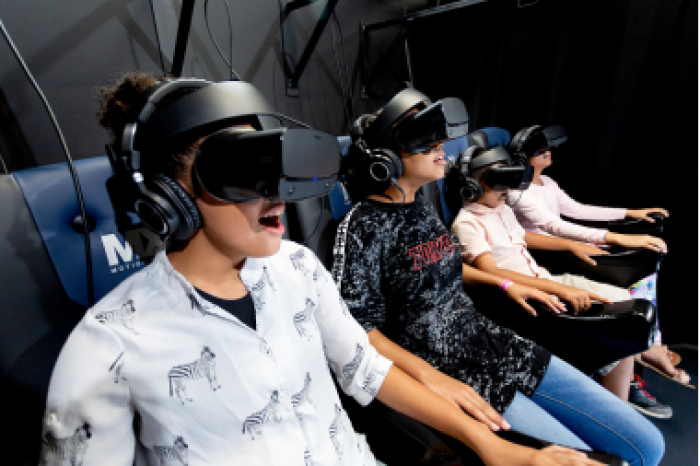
top-left (13, 157), bottom-right (164, 308)
top-left (466, 130), bottom-right (490, 149)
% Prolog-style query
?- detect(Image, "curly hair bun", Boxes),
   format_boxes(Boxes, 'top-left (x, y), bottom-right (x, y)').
top-left (97, 72), bottom-right (166, 142)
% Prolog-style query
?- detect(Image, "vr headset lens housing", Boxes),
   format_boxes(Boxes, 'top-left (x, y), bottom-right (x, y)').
top-left (394, 97), bottom-right (469, 153)
top-left (542, 125), bottom-right (568, 148)
top-left (469, 146), bottom-right (534, 192)
top-left (483, 165), bottom-right (534, 191)
top-left (194, 127), bottom-right (340, 203)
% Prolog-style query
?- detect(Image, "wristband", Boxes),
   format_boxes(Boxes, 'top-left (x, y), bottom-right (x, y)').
top-left (499, 279), bottom-right (515, 292)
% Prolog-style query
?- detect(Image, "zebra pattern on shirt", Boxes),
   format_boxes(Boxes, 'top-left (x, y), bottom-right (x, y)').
top-left (290, 249), bottom-right (311, 276)
top-left (249, 266), bottom-right (275, 310)
top-left (39, 422), bottom-right (91, 466)
top-left (109, 352), bottom-right (127, 384)
top-left (312, 257), bottom-right (326, 282)
top-left (95, 299), bottom-right (138, 334)
top-left (242, 390), bottom-right (282, 440)
top-left (153, 436), bottom-right (188, 466)
top-left (342, 344), bottom-right (364, 381)
top-left (329, 404), bottom-right (346, 460)
top-left (291, 372), bottom-right (314, 420)
top-left (168, 346), bottom-right (221, 404)
top-left (361, 370), bottom-right (383, 398)
top-left (293, 298), bottom-right (316, 340)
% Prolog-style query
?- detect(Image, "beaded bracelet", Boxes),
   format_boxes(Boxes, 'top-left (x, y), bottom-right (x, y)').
top-left (499, 279), bottom-right (515, 292)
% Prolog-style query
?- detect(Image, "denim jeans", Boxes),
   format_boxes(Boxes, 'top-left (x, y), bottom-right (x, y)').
top-left (503, 356), bottom-right (665, 466)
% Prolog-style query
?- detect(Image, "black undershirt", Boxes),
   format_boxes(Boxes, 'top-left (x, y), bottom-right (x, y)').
top-left (195, 288), bottom-right (257, 330)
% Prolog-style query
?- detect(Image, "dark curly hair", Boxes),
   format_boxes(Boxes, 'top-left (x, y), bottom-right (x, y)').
top-left (97, 72), bottom-right (204, 192)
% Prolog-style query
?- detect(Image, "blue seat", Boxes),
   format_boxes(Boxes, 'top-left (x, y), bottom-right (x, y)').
top-left (479, 127), bottom-right (511, 147)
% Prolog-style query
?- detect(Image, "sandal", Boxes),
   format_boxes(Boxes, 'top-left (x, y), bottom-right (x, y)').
top-left (636, 357), bottom-right (695, 389)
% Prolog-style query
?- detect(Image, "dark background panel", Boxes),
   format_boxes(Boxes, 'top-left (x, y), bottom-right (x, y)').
top-left (409, 0), bottom-right (697, 345)
top-left (0, 0), bottom-right (696, 345)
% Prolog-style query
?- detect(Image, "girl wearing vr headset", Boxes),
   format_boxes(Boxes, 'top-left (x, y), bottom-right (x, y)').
top-left (506, 127), bottom-right (687, 388)
top-left (39, 73), bottom-right (596, 466)
top-left (334, 89), bottom-right (663, 466)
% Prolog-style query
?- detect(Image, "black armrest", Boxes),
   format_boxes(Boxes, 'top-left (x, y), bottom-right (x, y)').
top-left (467, 287), bottom-right (655, 374)
top-left (529, 246), bottom-right (662, 289)
top-left (562, 212), bottom-right (666, 237)
top-left (336, 381), bottom-right (462, 465)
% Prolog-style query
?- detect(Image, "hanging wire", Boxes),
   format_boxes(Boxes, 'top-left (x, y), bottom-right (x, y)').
top-left (148, 0), bottom-right (167, 77)
top-left (332, 11), bottom-right (356, 122)
top-left (204, 0), bottom-right (240, 80)
top-left (330, 12), bottom-right (351, 131)
top-left (0, 18), bottom-right (94, 306)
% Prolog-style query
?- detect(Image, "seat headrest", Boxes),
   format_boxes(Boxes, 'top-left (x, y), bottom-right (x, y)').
top-left (480, 127), bottom-right (511, 147)
top-left (13, 157), bottom-right (164, 308)
top-left (466, 130), bottom-right (490, 149)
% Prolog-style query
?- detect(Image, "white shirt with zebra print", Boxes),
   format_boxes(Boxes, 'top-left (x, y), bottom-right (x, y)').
top-left (41, 241), bottom-right (392, 466)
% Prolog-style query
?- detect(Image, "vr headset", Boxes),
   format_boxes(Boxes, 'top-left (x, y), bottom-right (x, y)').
top-left (362, 87), bottom-right (469, 153)
top-left (468, 146), bottom-right (533, 192)
top-left (195, 127), bottom-right (339, 202)
top-left (542, 125), bottom-right (568, 148)
top-left (444, 145), bottom-right (533, 207)
top-left (108, 78), bottom-right (340, 240)
top-left (509, 124), bottom-right (568, 164)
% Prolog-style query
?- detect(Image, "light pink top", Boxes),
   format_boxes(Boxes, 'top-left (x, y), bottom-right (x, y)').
top-left (507, 175), bottom-right (627, 244)
top-left (452, 203), bottom-right (551, 279)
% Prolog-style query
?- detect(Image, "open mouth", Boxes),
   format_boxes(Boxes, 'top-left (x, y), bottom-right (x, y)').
top-left (259, 205), bottom-right (285, 235)
top-left (434, 154), bottom-right (446, 165)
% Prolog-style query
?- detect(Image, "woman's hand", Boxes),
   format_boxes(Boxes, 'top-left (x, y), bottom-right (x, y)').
top-left (482, 441), bottom-right (603, 466)
top-left (553, 284), bottom-right (611, 314)
top-left (421, 369), bottom-right (510, 432)
top-left (626, 208), bottom-right (669, 222)
top-left (567, 242), bottom-right (609, 265)
top-left (606, 232), bottom-right (668, 253)
top-left (505, 283), bottom-right (568, 316)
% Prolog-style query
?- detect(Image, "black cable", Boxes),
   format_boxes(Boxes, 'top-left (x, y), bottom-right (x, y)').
top-left (148, 0), bottom-right (167, 77)
top-left (204, 0), bottom-right (240, 80)
top-left (272, 112), bottom-right (313, 129)
top-left (391, 179), bottom-right (407, 204)
top-left (300, 195), bottom-right (326, 245)
top-left (330, 12), bottom-right (351, 132)
top-left (0, 151), bottom-right (8, 174)
top-left (0, 19), bottom-right (94, 306)
top-left (332, 12), bottom-right (356, 122)
top-left (507, 189), bottom-right (525, 208)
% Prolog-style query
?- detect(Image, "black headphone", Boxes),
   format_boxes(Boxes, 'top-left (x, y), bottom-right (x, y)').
top-left (113, 78), bottom-right (214, 242)
top-left (450, 145), bottom-right (516, 203)
top-left (507, 125), bottom-right (544, 165)
top-left (347, 113), bottom-right (404, 193)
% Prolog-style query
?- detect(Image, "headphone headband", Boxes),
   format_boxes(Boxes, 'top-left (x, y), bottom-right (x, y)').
top-left (129, 80), bottom-right (278, 153)
top-left (363, 88), bottom-right (431, 144)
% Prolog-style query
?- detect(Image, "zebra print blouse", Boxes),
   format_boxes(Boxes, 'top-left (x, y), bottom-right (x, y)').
top-left (333, 197), bottom-right (550, 414)
top-left (41, 242), bottom-right (392, 465)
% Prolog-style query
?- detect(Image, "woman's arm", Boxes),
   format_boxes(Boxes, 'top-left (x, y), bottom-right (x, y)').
top-left (472, 252), bottom-right (610, 313)
top-left (41, 315), bottom-right (136, 466)
top-left (550, 177), bottom-right (626, 221)
top-left (522, 232), bottom-right (608, 266)
top-left (509, 189), bottom-right (608, 243)
top-left (376, 365), bottom-right (602, 466)
top-left (368, 328), bottom-right (509, 431)
top-left (462, 263), bottom-right (566, 315)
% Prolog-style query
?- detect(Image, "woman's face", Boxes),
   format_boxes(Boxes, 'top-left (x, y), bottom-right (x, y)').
top-left (399, 143), bottom-right (447, 185)
top-left (188, 122), bottom-right (285, 260)
top-left (197, 193), bottom-right (285, 259)
top-left (529, 148), bottom-right (552, 170)
top-left (477, 180), bottom-right (508, 208)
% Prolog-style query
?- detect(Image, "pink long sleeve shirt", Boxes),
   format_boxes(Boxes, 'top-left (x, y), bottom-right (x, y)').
top-left (506, 175), bottom-right (627, 244)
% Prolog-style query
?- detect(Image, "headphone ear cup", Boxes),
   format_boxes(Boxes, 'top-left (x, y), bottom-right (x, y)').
top-left (148, 174), bottom-right (203, 241)
top-left (384, 148), bottom-right (403, 179)
top-left (460, 177), bottom-right (483, 203)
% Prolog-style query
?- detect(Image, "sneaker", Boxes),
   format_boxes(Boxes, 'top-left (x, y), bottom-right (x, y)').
top-left (628, 375), bottom-right (673, 419)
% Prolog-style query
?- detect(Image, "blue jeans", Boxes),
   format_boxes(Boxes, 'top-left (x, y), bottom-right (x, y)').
top-left (503, 356), bottom-right (664, 466)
